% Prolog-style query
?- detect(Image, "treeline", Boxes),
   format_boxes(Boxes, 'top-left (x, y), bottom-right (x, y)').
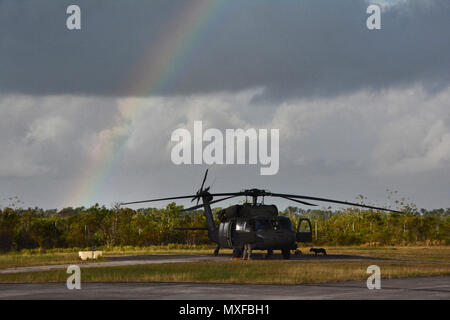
top-left (282, 206), bottom-right (449, 246)
top-left (0, 203), bottom-right (449, 252)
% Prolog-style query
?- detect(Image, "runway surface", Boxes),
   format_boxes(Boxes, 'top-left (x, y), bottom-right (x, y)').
top-left (0, 277), bottom-right (449, 299)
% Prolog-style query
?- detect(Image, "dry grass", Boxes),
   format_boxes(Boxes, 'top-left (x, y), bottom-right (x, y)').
top-left (0, 252), bottom-right (84, 269)
top-left (0, 245), bottom-right (217, 269)
top-left (0, 260), bottom-right (449, 284)
top-left (325, 246), bottom-right (450, 262)
top-left (1, 245), bottom-right (449, 270)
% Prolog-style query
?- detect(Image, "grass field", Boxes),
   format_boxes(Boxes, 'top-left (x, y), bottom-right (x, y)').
top-left (0, 245), bottom-right (217, 269)
top-left (1, 245), bottom-right (449, 284)
top-left (324, 246), bottom-right (450, 262)
top-left (1, 245), bottom-right (449, 270)
top-left (0, 260), bottom-right (449, 284)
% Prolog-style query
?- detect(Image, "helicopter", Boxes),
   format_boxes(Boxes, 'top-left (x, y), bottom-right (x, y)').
top-left (121, 170), bottom-right (402, 259)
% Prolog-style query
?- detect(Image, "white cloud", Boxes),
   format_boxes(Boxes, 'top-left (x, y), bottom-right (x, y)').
top-left (366, 0), bottom-right (436, 12)
top-left (0, 85), bottom-right (449, 208)
top-left (24, 116), bottom-right (69, 144)
top-left (0, 95), bottom-right (118, 178)
top-left (369, 86), bottom-right (450, 175)
top-left (0, 148), bottom-right (49, 178)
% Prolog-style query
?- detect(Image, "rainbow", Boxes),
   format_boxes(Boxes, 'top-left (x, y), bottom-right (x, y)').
top-left (63, 0), bottom-right (227, 208)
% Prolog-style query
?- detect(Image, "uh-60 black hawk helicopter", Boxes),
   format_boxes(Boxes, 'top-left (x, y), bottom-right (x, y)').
top-left (121, 170), bottom-right (402, 259)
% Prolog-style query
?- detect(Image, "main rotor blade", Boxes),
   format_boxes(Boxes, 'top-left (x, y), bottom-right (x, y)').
top-left (208, 192), bottom-right (245, 197)
top-left (200, 169), bottom-right (209, 191)
top-left (181, 195), bottom-right (239, 212)
top-left (122, 192), bottom-right (243, 207)
top-left (271, 193), bottom-right (403, 213)
top-left (279, 196), bottom-right (318, 207)
top-left (120, 195), bottom-right (197, 206)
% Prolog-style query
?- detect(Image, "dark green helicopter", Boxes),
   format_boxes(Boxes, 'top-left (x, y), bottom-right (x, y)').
top-left (121, 170), bottom-right (402, 259)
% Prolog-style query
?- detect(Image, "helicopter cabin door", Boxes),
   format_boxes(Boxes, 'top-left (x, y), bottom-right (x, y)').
top-left (296, 218), bottom-right (313, 243)
top-left (218, 221), bottom-right (233, 248)
top-left (230, 220), bottom-right (255, 247)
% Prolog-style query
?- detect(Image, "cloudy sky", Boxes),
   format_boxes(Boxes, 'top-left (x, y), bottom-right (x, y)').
top-left (0, 0), bottom-right (449, 210)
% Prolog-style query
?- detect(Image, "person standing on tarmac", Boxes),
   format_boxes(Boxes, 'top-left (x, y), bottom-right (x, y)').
top-left (243, 220), bottom-right (256, 260)
top-left (243, 242), bottom-right (254, 260)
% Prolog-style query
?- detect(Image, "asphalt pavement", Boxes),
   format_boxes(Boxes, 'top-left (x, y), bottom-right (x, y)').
top-left (0, 277), bottom-right (448, 300)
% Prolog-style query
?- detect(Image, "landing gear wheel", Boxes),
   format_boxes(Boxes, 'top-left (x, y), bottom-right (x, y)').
top-left (265, 249), bottom-right (273, 259)
top-left (282, 248), bottom-right (291, 260)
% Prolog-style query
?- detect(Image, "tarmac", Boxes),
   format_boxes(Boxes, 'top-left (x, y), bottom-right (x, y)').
top-left (0, 277), bottom-right (449, 300)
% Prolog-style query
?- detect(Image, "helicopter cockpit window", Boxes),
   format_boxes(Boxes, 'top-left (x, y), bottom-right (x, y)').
top-left (278, 217), bottom-right (295, 232)
top-left (255, 220), bottom-right (271, 231)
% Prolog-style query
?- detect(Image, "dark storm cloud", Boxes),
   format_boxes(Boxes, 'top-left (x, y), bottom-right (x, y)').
top-left (0, 0), bottom-right (449, 98)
